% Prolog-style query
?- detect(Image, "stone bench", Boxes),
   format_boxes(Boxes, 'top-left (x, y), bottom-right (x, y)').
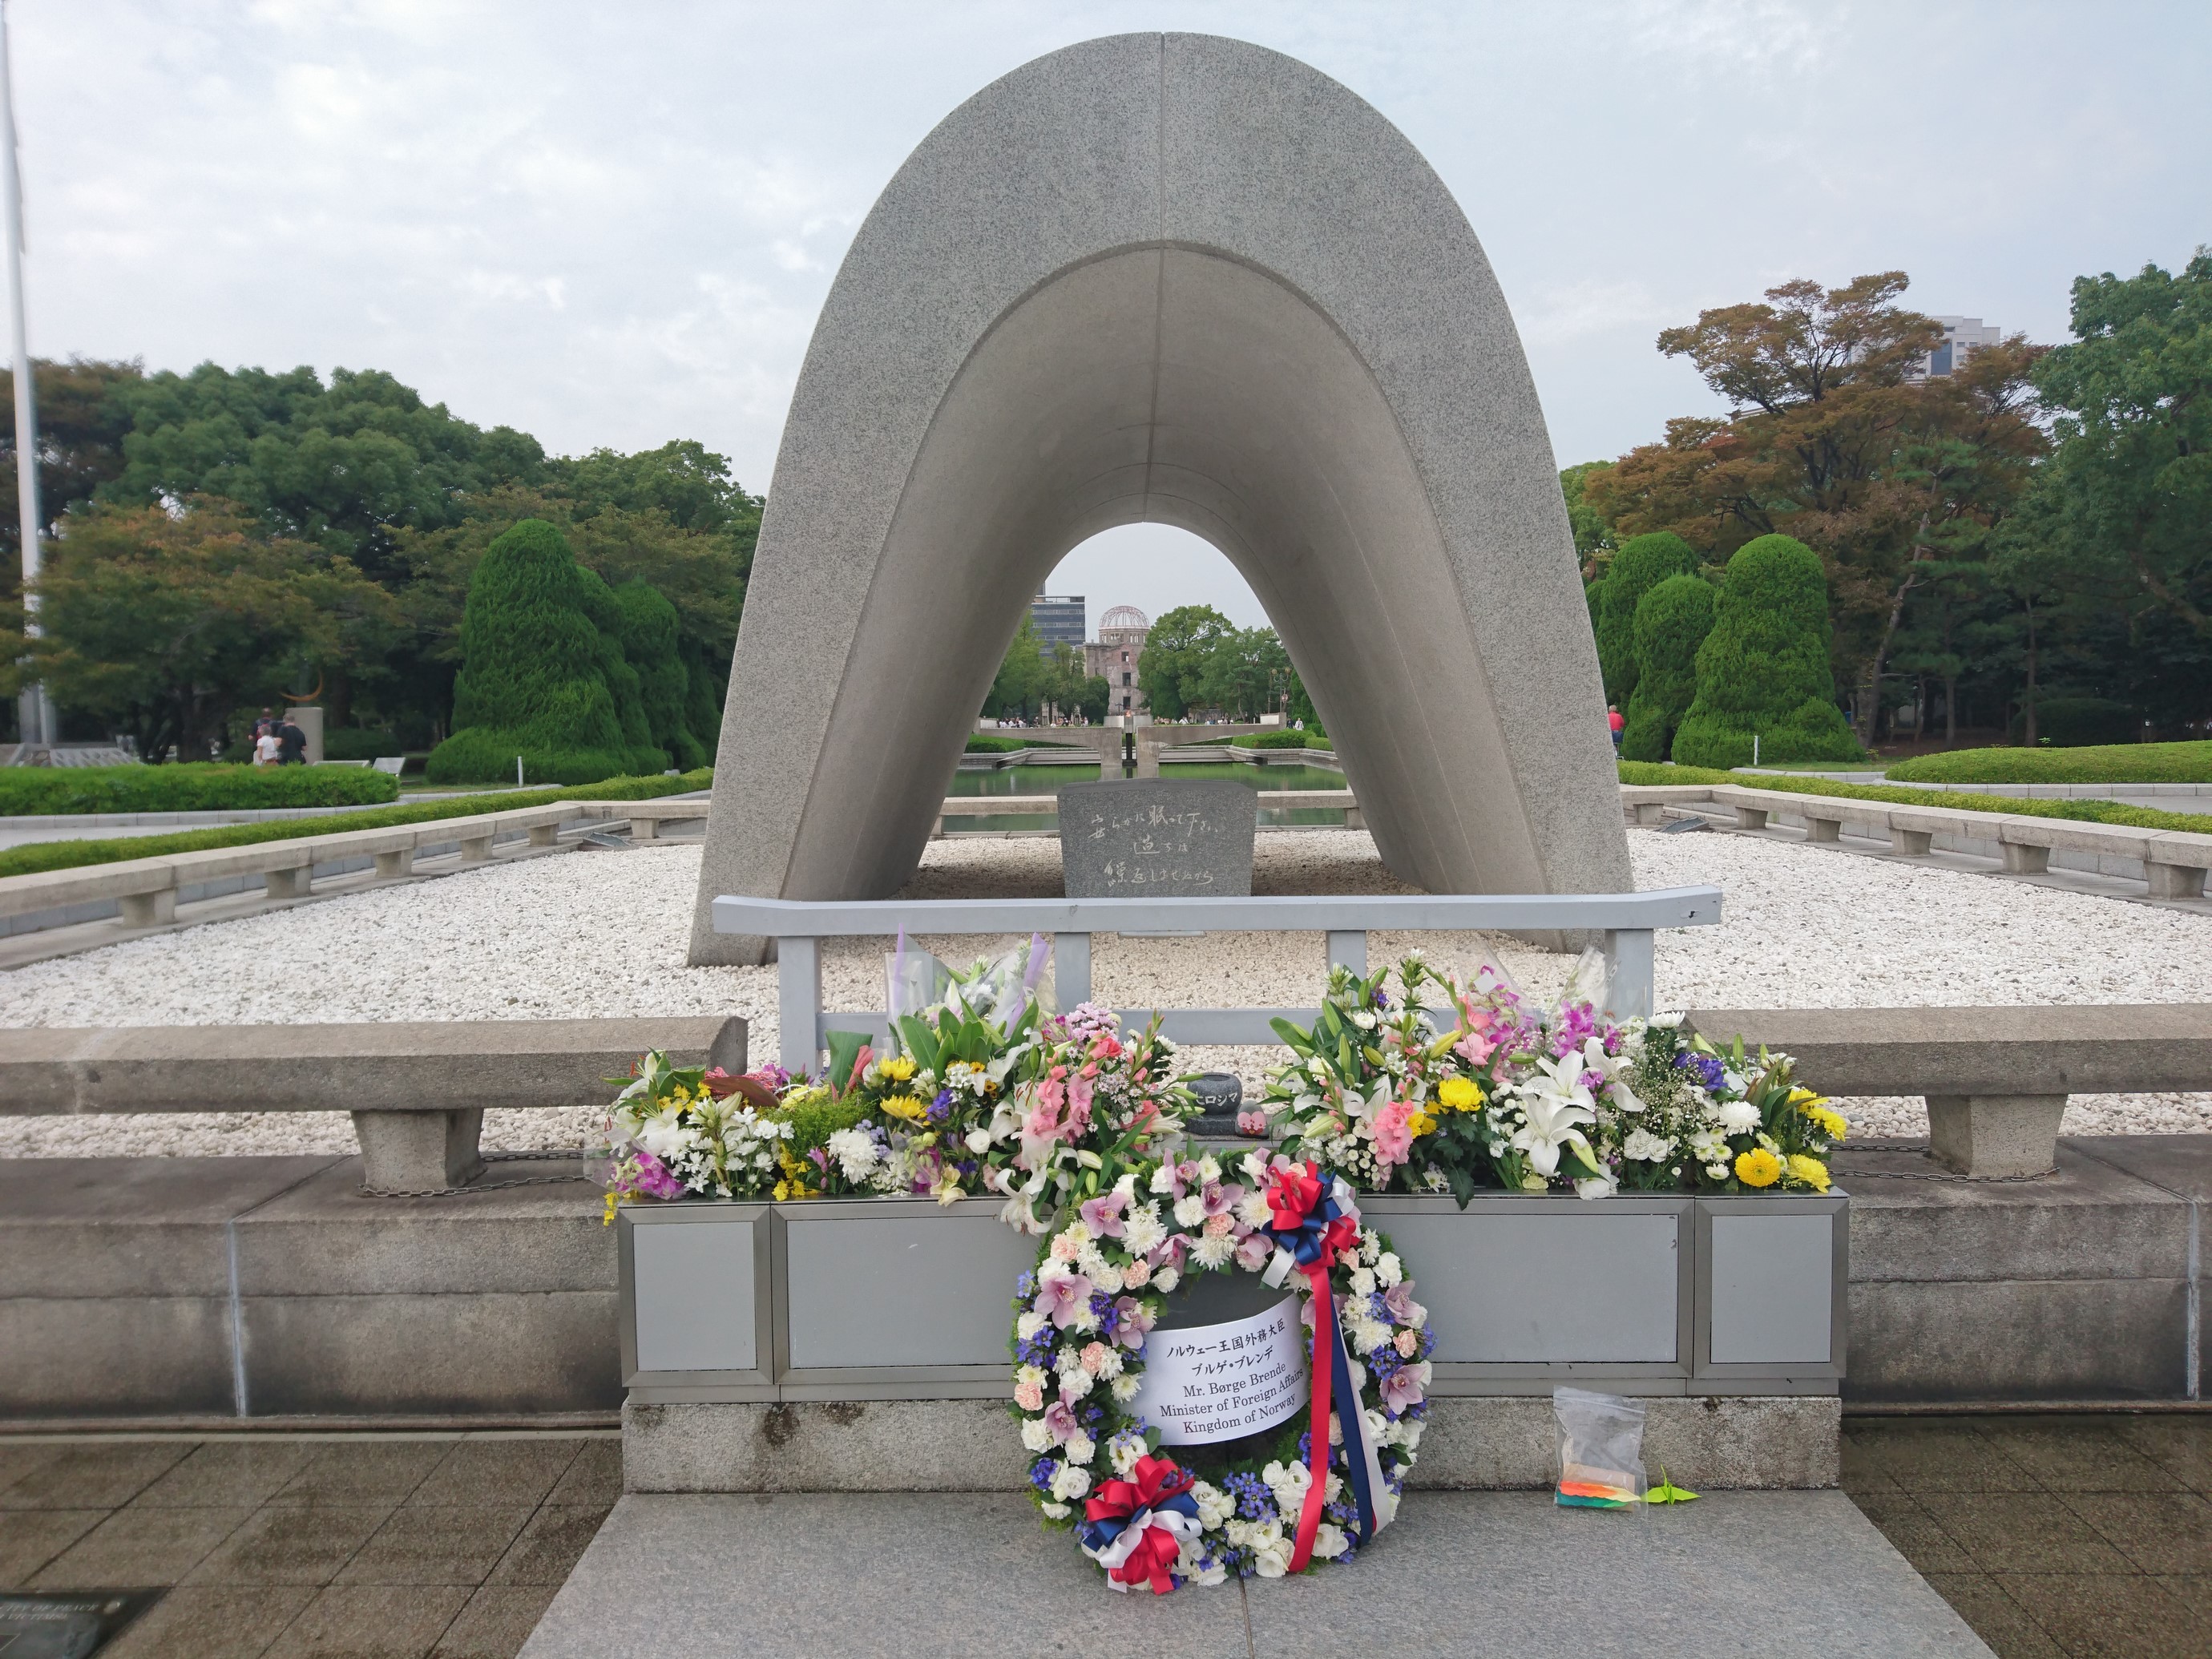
top-left (0, 802), bottom-right (607, 925)
top-left (576, 797), bottom-right (714, 840)
top-left (1684, 1004), bottom-right (2212, 1177)
top-left (1689, 784), bottom-right (2212, 900)
top-left (0, 1015), bottom-right (748, 1193)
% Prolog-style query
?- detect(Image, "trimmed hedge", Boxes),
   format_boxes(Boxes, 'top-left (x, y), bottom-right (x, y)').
top-left (427, 520), bottom-right (651, 785)
top-left (1672, 535), bottom-right (1862, 769)
top-left (1621, 574), bottom-right (1714, 763)
top-left (1615, 761), bottom-right (2212, 838)
top-left (0, 764), bottom-right (398, 816)
top-left (614, 579), bottom-right (708, 771)
top-left (0, 769), bottom-right (713, 881)
top-left (1886, 740), bottom-right (2212, 785)
top-left (1593, 532), bottom-right (1699, 704)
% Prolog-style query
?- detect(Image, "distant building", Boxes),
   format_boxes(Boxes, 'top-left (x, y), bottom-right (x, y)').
top-left (1085, 604), bottom-right (1151, 719)
top-left (1030, 591), bottom-right (1087, 653)
top-left (1913, 316), bottom-right (2003, 379)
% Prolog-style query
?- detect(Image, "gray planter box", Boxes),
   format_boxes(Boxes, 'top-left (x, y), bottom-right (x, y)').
top-left (619, 1191), bottom-right (1847, 1404)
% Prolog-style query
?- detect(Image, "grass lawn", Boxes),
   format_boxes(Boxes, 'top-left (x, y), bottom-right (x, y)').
top-left (1617, 760), bottom-right (2212, 837)
top-left (1884, 740), bottom-right (2212, 785)
top-left (0, 769), bottom-right (714, 881)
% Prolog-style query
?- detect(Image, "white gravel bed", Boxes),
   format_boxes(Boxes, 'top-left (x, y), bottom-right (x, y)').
top-left (3, 829), bottom-right (2209, 1158)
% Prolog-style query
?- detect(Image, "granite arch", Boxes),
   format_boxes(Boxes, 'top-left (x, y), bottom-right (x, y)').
top-left (691, 32), bottom-right (1629, 964)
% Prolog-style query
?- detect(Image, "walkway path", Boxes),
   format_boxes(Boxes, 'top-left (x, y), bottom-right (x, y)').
top-left (519, 1487), bottom-right (1985, 1657)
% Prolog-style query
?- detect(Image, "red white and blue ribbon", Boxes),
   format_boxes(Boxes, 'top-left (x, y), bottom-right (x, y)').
top-left (1077, 1455), bottom-right (1205, 1593)
top-left (1261, 1160), bottom-right (1396, 1569)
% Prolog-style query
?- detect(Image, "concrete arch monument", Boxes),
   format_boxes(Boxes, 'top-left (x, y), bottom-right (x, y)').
top-left (690, 31), bottom-right (1629, 965)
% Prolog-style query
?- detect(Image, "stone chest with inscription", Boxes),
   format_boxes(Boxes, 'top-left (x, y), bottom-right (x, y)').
top-left (1058, 779), bottom-right (1256, 899)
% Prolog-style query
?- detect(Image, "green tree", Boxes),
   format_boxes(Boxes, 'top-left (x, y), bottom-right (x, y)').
top-left (26, 499), bottom-right (396, 761)
top-left (1193, 626), bottom-right (1294, 719)
top-left (425, 519), bottom-right (637, 784)
top-left (612, 579), bottom-right (707, 769)
top-left (2029, 250), bottom-right (2211, 644)
top-left (1560, 460), bottom-right (1618, 574)
top-left (982, 616), bottom-right (1048, 721)
top-left (0, 357), bottom-right (143, 581)
top-left (1672, 534), bottom-right (1862, 768)
top-left (1593, 532), bottom-right (1699, 704)
top-left (1620, 574), bottom-right (1716, 761)
top-left (1136, 604), bottom-right (1236, 719)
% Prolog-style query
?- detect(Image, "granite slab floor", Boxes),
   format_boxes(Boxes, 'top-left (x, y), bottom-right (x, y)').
top-left (0, 1432), bottom-right (620, 1657)
top-left (517, 1487), bottom-right (1991, 1659)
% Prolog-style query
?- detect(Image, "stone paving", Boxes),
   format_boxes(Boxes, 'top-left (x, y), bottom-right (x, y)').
top-left (1, 1417), bottom-right (2206, 1656)
top-left (0, 1433), bottom-right (618, 1657)
top-left (1844, 1415), bottom-right (2212, 1658)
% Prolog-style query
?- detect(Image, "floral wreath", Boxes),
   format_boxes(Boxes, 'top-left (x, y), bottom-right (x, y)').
top-left (1010, 1148), bottom-right (1434, 1592)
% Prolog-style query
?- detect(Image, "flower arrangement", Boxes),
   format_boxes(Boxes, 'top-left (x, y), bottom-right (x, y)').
top-left (600, 990), bottom-right (1191, 1228)
top-left (1011, 1149), bottom-right (1431, 1592)
top-left (1261, 952), bottom-right (1844, 1201)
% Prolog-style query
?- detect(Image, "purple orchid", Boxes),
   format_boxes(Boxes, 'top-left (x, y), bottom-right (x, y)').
top-left (1079, 1190), bottom-right (1129, 1238)
top-left (1033, 1270), bottom-right (1094, 1329)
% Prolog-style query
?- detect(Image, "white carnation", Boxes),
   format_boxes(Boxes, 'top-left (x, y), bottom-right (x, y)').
top-left (1021, 1417), bottom-right (1052, 1452)
top-left (1065, 1432), bottom-right (1096, 1466)
top-left (1622, 1128), bottom-right (1673, 1164)
top-left (1016, 1311), bottom-right (1048, 1341)
top-left (1374, 1252), bottom-right (1403, 1288)
top-left (1039, 1500), bottom-right (1071, 1520)
top-left (1060, 1368), bottom-right (1095, 1401)
top-left (1172, 1194), bottom-right (1207, 1229)
top-left (1348, 1267), bottom-right (1376, 1295)
top-left (1148, 1165), bottom-right (1179, 1195)
top-left (1152, 1266), bottom-right (1181, 1294)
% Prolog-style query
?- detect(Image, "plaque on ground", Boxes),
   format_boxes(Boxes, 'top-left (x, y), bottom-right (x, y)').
top-left (1058, 780), bottom-right (1256, 898)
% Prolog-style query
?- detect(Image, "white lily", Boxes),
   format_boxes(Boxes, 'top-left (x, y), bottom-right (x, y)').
top-left (1579, 1036), bottom-right (1645, 1114)
top-left (1506, 1052), bottom-right (1598, 1178)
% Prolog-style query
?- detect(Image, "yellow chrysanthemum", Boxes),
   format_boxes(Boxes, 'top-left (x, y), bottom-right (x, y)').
top-left (881, 1093), bottom-right (927, 1122)
top-left (1436, 1076), bottom-right (1482, 1112)
top-left (1408, 1109), bottom-right (1439, 1137)
top-left (1734, 1148), bottom-right (1782, 1189)
top-left (882, 1056), bottom-right (917, 1083)
top-left (1786, 1154), bottom-right (1831, 1192)
top-left (1804, 1103), bottom-right (1848, 1141)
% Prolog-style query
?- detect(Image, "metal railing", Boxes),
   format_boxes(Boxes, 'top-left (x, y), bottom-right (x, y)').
top-left (712, 888), bottom-right (1725, 1075)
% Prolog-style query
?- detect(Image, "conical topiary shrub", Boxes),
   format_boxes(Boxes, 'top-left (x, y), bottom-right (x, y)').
top-left (680, 638), bottom-right (724, 755)
top-left (575, 566), bottom-right (672, 776)
top-left (425, 519), bottom-right (636, 785)
top-left (613, 578), bottom-right (708, 770)
top-left (1594, 532), bottom-right (1700, 704)
top-left (1621, 573), bottom-right (1716, 762)
top-left (1670, 534), bottom-right (1862, 769)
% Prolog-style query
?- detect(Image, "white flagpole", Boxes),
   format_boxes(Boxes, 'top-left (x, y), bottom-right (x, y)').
top-left (0, 0), bottom-right (46, 755)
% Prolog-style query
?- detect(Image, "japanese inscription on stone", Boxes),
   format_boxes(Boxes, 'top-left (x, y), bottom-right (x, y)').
top-left (1058, 779), bottom-right (1256, 898)
top-left (1127, 1294), bottom-right (1308, 1445)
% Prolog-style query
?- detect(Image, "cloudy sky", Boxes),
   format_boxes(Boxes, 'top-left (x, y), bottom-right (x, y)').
top-left (12, 0), bottom-right (2209, 628)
